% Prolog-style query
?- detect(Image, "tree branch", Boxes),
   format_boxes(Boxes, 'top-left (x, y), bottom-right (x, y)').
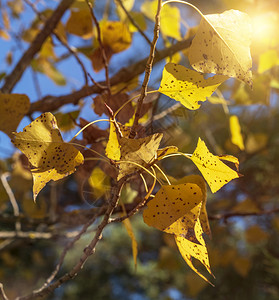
top-left (16, 178), bottom-right (126, 300)
top-left (28, 37), bottom-right (193, 114)
top-left (130, 0), bottom-right (162, 138)
top-left (0, 0), bottom-right (75, 94)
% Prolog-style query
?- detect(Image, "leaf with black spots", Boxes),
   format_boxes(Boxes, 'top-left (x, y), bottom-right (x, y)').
top-left (188, 10), bottom-right (252, 86)
top-left (190, 138), bottom-right (240, 193)
top-left (158, 63), bottom-right (227, 110)
top-left (12, 113), bottom-right (84, 200)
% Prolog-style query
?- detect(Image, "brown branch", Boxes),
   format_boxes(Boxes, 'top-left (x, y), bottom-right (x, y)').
top-left (115, 0), bottom-right (153, 47)
top-left (28, 37), bottom-right (193, 114)
top-left (23, 0), bottom-right (88, 86)
top-left (0, 0), bottom-right (75, 94)
top-left (16, 178), bottom-right (126, 300)
top-left (209, 208), bottom-right (279, 221)
top-left (86, 0), bottom-right (111, 96)
top-left (33, 214), bottom-right (99, 295)
top-left (130, 0), bottom-right (162, 138)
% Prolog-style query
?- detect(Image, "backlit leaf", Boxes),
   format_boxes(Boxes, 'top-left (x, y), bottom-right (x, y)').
top-left (188, 10), bottom-right (253, 86)
top-left (141, 0), bottom-right (181, 40)
top-left (12, 113), bottom-right (84, 200)
top-left (158, 63), bottom-right (227, 110)
top-left (143, 183), bottom-right (203, 234)
top-left (118, 133), bottom-right (163, 180)
top-left (0, 94), bottom-right (30, 137)
top-left (175, 175), bottom-right (210, 237)
top-left (190, 138), bottom-right (240, 193)
top-left (98, 20), bottom-right (132, 53)
top-left (175, 219), bottom-right (214, 284)
top-left (66, 9), bottom-right (93, 39)
top-left (105, 121), bottom-right (130, 161)
top-left (88, 166), bottom-right (110, 199)
top-left (230, 115), bottom-right (244, 151)
top-left (156, 146), bottom-right (178, 161)
top-left (258, 49), bottom-right (279, 74)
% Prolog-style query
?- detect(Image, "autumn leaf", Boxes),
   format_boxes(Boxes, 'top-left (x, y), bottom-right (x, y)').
top-left (230, 115), bottom-right (244, 151)
top-left (97, 20), bottom-right (132, 53)
top-left (141, 0), bottom-right (181, 40)
top-left (118, 133), bottom-right (163, 180)
top-left (12, 113), bottom-right (84, 200)
top-left (0, 94), bottom-right (30, 137)
top-left (156, 146), bottom-right (178, 161)
top-left (190, 138), bottom-right (240, 193)
top-left (143, 183), bottom-right (203, 234)
top-left (175, 219), bottom-right (214, 284)
top-left (175, 175), bottom-right (210, 237)
top-left (188, 10), bottom-right (253, 86)
top-left (158, 63), bottom-right (227, 110)
top-left (105, 121), bottom-right (130, 161)
top-left (66, 9), bottom-right (93, 39)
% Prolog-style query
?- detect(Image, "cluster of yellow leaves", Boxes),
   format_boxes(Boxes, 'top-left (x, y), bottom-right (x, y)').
top-left (12, 113), bottom-right (84, 201)
top-left (105, 121), bottom-right (162, 180)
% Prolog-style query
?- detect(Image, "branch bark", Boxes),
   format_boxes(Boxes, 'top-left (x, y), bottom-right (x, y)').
top-left (28, 37), bottom-right (193, 114)
top-left (16, 178), bottom-right (126, 300)
top-left (0, 0), bottom-right (75, 94)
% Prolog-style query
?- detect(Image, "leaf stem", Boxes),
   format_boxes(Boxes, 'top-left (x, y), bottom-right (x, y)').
top-left (69, 119), bottom-right (110, 143)
top-left (162, 0), bottom-right (203, 18)
top-left (129, 0), bottom-right (162, 138)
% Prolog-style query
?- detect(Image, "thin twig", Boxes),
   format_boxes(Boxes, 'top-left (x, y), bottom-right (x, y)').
top-left (1, 0), bottom-right (75, 93)
top-left (28, 37), bottom-right (193, 114)
top-left (1, 172), bottom-right (21, 232)
top-left (33, 214), bottom-right (99, 294)
top-left (86, 0), bottom-right (111, 97)
top-left (23, 0), bottom-right (88, 86)
top-left (115, 0), bottom-right (153, 47)
top-left (130, 0), bottom-right (162, 138)
top-left (209, 208), bottom-right (279, 221)
top-left (17, 178), bottom-right (126, 300)
top-left (0, 283), bottom-right (9, 300)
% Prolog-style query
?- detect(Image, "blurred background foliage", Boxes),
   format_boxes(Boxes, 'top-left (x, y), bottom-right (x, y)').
top-left (0, 0), bottom-right (279, 299)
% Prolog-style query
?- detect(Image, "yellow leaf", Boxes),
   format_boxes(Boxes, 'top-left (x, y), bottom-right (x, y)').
top-left (175, 175), bottom-right (211, 237)
top-left (123, 216), bottom-right (138, 269)
top-left (0, 94), bottom-right (30, 137)
top-left (175, 219), bottom-right (213, 284)
top-left (230, 115), bottom-right (245, 151)
top-left (158, 63), bottom-right (227, 110)
top-left (188, 10), bottom-right (253, 86)
top-left (258, 49), bottom-right (279, 74)
top-left (55, 111), bottom-right (80, 132)
top-left (98, 21), bottom-right (132, 53)
top-left (143, 183), bottom-right (203, 234)
top-left (245, 225), bottom-right (269, 244)
top-left (156, 146), bottom-right (178, 161)
top-left (116, 0), bottom-right (135, 22)
top-left (118, 133), bottom-right (163, 180)
top-left (141, 0), bottom-right (181, 40)
top-left (66, 9), bottom-right (93, 39)
top-left (88, 167), bottom-right (110, 199)
top-left (190, 138), bottom-right (240, 193)
top-left (12, 113), bottom-right (84, 200)
top-left (105, 121), bottom-right (130, 161)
